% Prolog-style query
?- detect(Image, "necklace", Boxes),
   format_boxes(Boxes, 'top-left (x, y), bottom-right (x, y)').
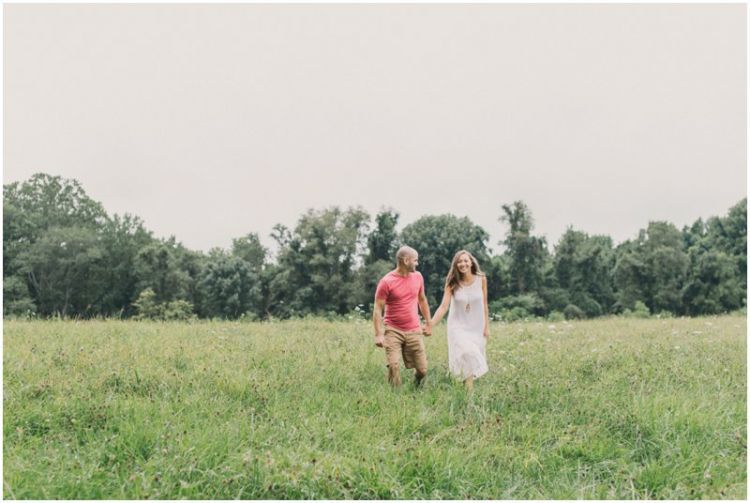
top-left (460, 275), bottom-right (474, 312)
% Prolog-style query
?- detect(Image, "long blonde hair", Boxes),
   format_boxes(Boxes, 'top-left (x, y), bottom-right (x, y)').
top-left (445, 250), bottom-right (484, 294)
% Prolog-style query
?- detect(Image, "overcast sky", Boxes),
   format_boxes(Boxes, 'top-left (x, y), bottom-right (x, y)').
top-left (4, 4), bottom-right (746, 255)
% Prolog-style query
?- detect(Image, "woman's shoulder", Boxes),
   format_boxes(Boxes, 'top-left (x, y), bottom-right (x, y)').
top-left (475, 274), bottom-right (487, 289)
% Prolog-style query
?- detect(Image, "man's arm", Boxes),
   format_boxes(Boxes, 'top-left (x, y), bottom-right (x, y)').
top-left (373, 297), bottom-right (386, 347)
top-left (418, 291), bottom-right (432, 336)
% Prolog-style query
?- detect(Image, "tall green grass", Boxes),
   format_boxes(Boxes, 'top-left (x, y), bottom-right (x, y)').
top-left (3, 316), bottom-right (746, 499)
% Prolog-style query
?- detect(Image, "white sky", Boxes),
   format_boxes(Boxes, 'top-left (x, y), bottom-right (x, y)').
top-left (4, 4), bottom-right (746, 255)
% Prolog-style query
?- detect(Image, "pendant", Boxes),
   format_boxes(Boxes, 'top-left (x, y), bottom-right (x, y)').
top-left (465, 303), bottom-right (471, 313)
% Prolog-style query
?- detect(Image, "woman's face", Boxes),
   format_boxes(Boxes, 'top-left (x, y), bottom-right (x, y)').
top-left (456, 254), bottom-right (472, 275)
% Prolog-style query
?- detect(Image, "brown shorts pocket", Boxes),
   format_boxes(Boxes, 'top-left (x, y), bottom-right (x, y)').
top-left (402, 332), bottom-right (427, 370)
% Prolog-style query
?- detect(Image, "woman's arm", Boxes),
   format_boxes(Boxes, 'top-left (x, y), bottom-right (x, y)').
top-left (430, 287), bottom-right (452, 326)
top-left (482, 276), bottom-right (490, 338)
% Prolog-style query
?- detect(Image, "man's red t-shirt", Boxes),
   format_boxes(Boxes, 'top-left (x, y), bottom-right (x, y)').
top-left (375, 271), bottom-right (424, 332)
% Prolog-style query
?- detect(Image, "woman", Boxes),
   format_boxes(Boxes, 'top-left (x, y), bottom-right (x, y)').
top-left (431, 250), bottom-right (490, 392)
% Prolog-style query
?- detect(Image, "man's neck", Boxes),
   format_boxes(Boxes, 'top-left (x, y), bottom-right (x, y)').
top-left (394, 266), bottom-right (411, 277)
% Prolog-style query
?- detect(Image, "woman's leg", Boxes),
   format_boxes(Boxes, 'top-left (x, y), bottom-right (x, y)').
top-left (464, 374), bottom-right (474, 393)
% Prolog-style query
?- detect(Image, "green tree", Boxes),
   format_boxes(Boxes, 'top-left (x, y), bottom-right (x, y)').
top-left (3, 173), bottom-right (106, 236)
top-left (232, 233), bottom-right (267, 273)
top-left (17, 226), bottom-right (106, 317)
top-left (133, 288), bottom-right (195, 321)
top-left (614, 222), bottom-right (689, 314)
top-left (680, 200), bottom-right (746, 314)
top-left (499, 202), bottom-right (548, 295)
top-left (268, 207), bottom-right (370, 317)
top-left (134, 238), bottom-right (191, 304)
top-left (198, 250), bottom-right (261, 319)
top-left (3, 201), bottom-right (34, 278)
top-left (400, 214), bottom-right (490, 307)
top-left (705, 198), bottom-right (746, 293)
top-left (3, 275), bottom-right (36, 316)
top-left (484, 255), bottom-right (511, 302)
top-left (97, 214), bottom-right (154, 316)
top-left (553, 228), bottom-right (615, 317)
top-left (682, 249), bottom-right (743, 315)
top-left (172, 244), bottom-right (206, 310)
top-left (613, 238), bottom-right (647, 312)
top-left (366, 209), bottom-right (400, 265)
top-left (4, 173), bottom-right (109, 314)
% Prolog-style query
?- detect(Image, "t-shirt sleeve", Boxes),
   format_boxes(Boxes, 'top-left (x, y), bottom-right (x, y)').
top-left (375, 279), bottom-right (389, 300)
top-left (418, 272), bottom-right (425, 295)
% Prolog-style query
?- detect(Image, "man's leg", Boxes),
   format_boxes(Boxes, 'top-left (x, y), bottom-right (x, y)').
top-left (384, 329), bottom-right (405, 387)
top-left (405, 331), bottom-right (428, 388)
top-left (414, 367), bottom-right (427, 387)
top-left (388, 363), bottom-right (402, 387)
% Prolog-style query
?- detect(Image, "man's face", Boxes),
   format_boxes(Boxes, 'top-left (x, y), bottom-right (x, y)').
top-left (403, 253), bottom-right (419, 272)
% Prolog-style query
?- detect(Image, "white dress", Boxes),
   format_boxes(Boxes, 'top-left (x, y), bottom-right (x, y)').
top-left (447, 276), bottom-right (489, 379)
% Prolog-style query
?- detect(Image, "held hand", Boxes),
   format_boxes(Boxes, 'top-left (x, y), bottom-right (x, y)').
top-left (374, 334), bottom-right (385, 348)
top-left (483, 326), bottom-right (490, 338)
top-left (422, 323), bottom-right (433, 336)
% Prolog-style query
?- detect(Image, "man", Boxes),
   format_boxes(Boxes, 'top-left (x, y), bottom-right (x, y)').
top-left (373, 245), bottom-right (432, 387)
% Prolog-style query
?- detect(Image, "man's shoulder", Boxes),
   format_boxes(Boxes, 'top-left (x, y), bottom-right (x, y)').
top-left (377, 271), bottom-right (397, 286)
top-left (379, 271), bottom-right (422, 284)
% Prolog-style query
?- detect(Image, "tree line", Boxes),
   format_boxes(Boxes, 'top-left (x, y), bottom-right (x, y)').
top-left (3, 173), bottom-right (746, 320)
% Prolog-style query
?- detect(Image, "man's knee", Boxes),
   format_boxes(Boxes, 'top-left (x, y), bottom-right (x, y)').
top-left (387, 363), bottom-right (401, 385)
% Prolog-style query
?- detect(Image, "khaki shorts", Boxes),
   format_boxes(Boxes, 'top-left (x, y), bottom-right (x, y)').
top-left (384, 325), bottom-right (427, 371)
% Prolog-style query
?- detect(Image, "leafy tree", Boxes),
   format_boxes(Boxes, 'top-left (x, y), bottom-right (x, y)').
top-left (172, 244), bottom-right (206, 309)
top-left (705, 198), bottom-right (747, 292)
top-left (17, 226), bottom-right (106, 317)
top-left (499, 202), bottom-right (548, 295)
top-left (162, 299), bottom-right (196, 321)
top-left (484, 255), bottom-right (511, 302)
top-left (133, 288), bottom-right (195, 320)
top-left (232, 233), bottom-right (267, 273)
top-left (682, 218), bottom-right (706, 250)
top-left (268, 207), bottom-right (370, 317)
top-left (132, 288), bottom-right (162, 320)
top-left (4, 174), bottom-right (109, 314)
top-left (553, 229), bottom-right (615, 317)
top-left (490, 293), bottom-right (546, 320)
top-left (97, 214), bottom-right (154, 316)
top-left (613, 238), bottom-right (647, 312)
top-left (682, 249), bottom-right (743, 315)
top-left (644, 222), bottom-right (689, 314)
top-left (614, 222), bottom-right (689, 315)
top-left (3, 201), bottom-right (34, 278)
top-left (198, 250), bottom-right (261, 319)
top-left (134, 238), bottom-right (191, 304)
top-left (3, 275), bottom-right (36, 316)
top-left (3, 173), bottom-right (106, 236)
top-left (366, 209), bottom-right (400, 265)
top-left (400, 214), bottom-right (490, 307)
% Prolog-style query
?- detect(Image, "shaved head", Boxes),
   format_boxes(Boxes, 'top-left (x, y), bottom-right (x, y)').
top-left (396, 245), bottom-right (418, 264)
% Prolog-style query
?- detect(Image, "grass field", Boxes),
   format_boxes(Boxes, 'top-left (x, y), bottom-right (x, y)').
top-left (3, 315), bottom-right (747, 499)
